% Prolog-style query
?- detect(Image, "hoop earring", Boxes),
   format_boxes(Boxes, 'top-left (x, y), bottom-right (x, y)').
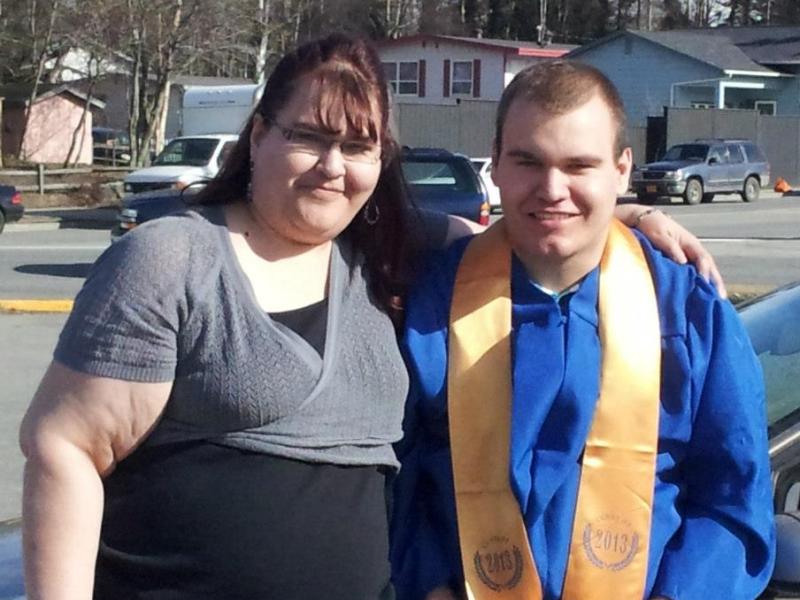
top-left (363, 198), bottom-right (379, 225)
top-left (246, 159), bottom-right (254, 203)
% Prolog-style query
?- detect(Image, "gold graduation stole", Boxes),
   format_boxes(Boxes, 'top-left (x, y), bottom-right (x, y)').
top-left (447, 219), bottom-right (661, 600)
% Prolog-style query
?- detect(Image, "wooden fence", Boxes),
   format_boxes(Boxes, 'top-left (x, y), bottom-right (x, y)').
top-left (0, 165), bottom-right (133, 193)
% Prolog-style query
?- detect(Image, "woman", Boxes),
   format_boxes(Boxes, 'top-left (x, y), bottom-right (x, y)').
top-left (20, 34), bottom-right (722, 600)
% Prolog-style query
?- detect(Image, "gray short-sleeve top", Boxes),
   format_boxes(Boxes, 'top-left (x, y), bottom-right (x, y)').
top-left (54, 205), bottom-right (408, 468)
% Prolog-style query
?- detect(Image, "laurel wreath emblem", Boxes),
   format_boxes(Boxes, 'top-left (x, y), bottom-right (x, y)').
top-left (473, 545), bottom-right (524, 591)
top-left (581, 524), bottom-right (639, 571)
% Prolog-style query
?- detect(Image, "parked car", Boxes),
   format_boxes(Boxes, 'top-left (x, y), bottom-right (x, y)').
top-left (3, 281), bottom-right (800, 598)
top-left (739, 281), bottom-right (800, 598)
top-left (630, 139), bottom-right (770, 205)
top-left (92, 127), bottom-right (131, 166)
top-left (402, 148), bottom-right (490, 225)
top-left (123, 134), bottom-right (238, 195)
top-left (470, 157), bottom-right (502, 213)
top-left (0, 185), bottom-right (24, 234)
top-left (111, 186), bottom-right (200, 240)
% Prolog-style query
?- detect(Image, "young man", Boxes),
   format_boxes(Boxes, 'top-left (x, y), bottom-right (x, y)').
top-left (391, 62), bottom-right (775, 600)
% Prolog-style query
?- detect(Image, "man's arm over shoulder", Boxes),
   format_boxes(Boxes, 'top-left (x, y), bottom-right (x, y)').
top-left (652, 280), bottom-right (775, 599)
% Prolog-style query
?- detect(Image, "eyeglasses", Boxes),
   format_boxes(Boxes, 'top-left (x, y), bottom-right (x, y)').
top-left (265, 117), bottom-right (382, 165)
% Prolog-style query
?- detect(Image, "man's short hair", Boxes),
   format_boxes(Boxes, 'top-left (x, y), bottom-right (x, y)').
top-left (494, 60), bottom-right (628, 157)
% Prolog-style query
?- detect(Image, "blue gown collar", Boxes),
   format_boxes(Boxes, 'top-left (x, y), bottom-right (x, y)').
top-left (510, 255), bottom-right (600, 328)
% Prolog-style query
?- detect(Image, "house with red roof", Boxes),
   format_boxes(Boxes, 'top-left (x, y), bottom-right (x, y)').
top-left (376, 35), bottom-right (574, 105)
top-left (375, 35), bottom-right (574, 154)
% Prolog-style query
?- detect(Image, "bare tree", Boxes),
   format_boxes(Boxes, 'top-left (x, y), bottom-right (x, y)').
top-left (55, 0), bottom-right (126, 166)
top-left (122, 0), bottom-right (206, 165)
top-left (63, 54), bottom-right (98, 167)
top-left (255, 0), bottom-right (273, 84)
top-left (20, 0), bottom-right (61, 161)
top-left (385, 0), bottom-right (417, 38)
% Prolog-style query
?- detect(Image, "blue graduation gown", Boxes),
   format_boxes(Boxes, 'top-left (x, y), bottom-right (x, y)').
top-left (391, 231), bottom-right (775, 600)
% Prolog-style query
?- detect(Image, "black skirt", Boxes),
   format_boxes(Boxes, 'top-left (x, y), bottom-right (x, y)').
top-left (95, 441), bottom-right (394, 600)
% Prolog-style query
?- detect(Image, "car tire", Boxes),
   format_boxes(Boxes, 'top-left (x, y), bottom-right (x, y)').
top-left (701, 193), bottom-right (715, 203)
top-left (0, 209), bottom-right (5, 234)
top-left (636, 193), bottom-right (657, 205)
top-left (741, 176), bottom-right (760, 202)
top-left (683, 178), bottom-right (703, 205)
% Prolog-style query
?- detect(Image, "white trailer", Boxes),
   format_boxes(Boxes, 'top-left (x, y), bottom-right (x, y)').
top-left (181, 84), bottom-right (263, 135)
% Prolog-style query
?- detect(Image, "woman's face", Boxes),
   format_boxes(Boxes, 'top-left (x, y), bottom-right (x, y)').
top-left (248, 78), bottom-right (383, 247)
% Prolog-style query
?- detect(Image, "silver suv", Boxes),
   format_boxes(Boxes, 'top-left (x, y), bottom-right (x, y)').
top-left (631, 139), bottom-right (770, 205)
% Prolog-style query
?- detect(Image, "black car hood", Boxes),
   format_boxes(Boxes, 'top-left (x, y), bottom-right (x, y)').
top-left (122, 188), bottom-right (199, 209)
top-left (122, 188), bottom-right (200, 222)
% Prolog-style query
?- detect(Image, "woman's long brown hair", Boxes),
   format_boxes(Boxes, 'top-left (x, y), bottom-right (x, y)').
top-left (193, 34), bottom-right (412, 325)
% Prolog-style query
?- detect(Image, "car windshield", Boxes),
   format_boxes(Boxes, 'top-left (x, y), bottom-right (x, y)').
top-left (739, 284), bottom-right (800, 438)
top-left (402, 159), bottom-right (479, 193)
top-left (471, 159), bottom-right (487, 172)
top-left (152, 138), bottom-right (218, 167)
top-left (661, 144), bottom-right (709, 162)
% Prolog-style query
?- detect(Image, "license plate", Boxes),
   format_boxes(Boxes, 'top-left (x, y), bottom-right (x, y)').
top-left (646, 185), bottom-right (657, 193)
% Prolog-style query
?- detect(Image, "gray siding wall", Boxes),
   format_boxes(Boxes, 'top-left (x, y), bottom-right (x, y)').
top-left (395, 100), bottom-right (647, 167)
top-left (627, 126), bottom-right (647, 166)
top-left (575, 36), bottom-right (721, 126)
top-left (395, 100), bottom-right (498, 156)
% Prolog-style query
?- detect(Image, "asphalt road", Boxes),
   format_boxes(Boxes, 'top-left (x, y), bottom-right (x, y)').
top-left (0, 229), bottom-right (110, 300)
top-left (0, 197), bottom-right (798, 522)
top-left (658, 194), bottom-right (800, 291)
top-left (659, 194), bottom-right (800, 239)
top-left (484, 192), bottom-right (800, 292)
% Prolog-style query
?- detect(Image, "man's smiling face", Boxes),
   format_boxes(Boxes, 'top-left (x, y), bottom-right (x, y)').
top-left (492, 92), bottom-right (632, 286)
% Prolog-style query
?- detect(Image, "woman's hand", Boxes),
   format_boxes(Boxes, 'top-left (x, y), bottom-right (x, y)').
top-left (615, 204), bottom-right (727, 298)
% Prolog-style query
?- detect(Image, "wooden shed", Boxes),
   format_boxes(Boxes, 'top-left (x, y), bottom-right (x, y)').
top-left (0, 84), bottom-right (105, 164)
